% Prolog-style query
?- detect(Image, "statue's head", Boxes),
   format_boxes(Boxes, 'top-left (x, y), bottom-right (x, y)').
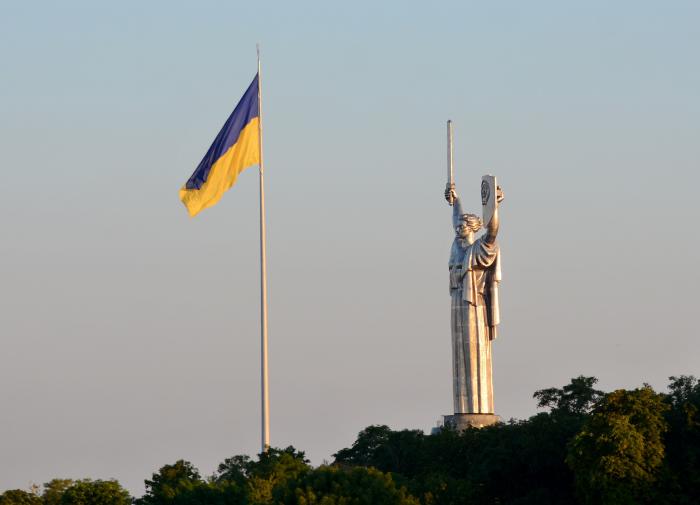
top-left (456, 213), bottom-right (482, 240)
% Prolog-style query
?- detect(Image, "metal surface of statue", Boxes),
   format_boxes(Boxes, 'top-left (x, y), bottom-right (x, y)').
top-left (441, 123), bottom-right (503, 429)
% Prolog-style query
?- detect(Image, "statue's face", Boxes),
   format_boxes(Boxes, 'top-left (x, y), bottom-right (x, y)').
top-left (456, 214), bottom-right (482, 239)
top-left (456, 222), bottom-right (471, 239)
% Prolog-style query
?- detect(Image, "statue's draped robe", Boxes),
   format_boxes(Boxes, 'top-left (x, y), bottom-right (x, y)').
top-left (449, 198), bottom-right (501, 414)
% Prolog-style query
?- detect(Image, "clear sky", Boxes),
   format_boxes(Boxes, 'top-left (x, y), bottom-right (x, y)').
top-left (1, 0), bottom-right (698, 496)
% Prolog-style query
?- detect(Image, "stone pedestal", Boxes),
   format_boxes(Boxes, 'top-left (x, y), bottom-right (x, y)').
top-left (444, 413), bottom-right (501, 430)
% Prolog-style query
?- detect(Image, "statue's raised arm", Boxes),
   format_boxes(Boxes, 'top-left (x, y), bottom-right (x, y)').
top-left (444, 183), bottom-right (469, 238)
top-left (484, 185), bottom-right (504, 245)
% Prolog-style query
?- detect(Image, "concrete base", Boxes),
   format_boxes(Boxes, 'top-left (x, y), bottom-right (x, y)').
top-left (443, 413), bottom-right (501, 430)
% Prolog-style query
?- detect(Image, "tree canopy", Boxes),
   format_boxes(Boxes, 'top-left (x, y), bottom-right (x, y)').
top-left (3, 375), bottom-right (699, 505)
top-left (567, 386), bottom-right (668, 504)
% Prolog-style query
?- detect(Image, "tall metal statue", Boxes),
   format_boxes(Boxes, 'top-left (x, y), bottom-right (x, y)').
top-left (443, 121), bottom-right (503, 429)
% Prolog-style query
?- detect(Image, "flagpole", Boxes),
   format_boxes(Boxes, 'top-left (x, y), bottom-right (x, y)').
top-left (256, 44), bottom-right (270, 452)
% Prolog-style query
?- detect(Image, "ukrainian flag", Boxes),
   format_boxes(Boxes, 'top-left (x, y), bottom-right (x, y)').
top-left (180, 74), bottom-right (260, 216)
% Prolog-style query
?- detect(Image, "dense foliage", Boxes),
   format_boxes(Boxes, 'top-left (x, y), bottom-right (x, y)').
top-left (0, 481), bottom-right (129, 505)
top-left (2, 376), bottom-right (699, 505)
top-left (331, 376), bottom-right (700, 504)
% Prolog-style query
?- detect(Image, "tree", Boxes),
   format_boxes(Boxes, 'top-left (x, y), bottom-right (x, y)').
top-left (168, 481), bottom-right (245, 505)
top-left (333, 425), bottom-right (393, 467)
top-left (212, 447), bottom-right (311, 505)
top-left (659, 375), bottom-right (700, 504)
top-left (0, 490), bottom-right (41, 505)
top-left (59, 480), bottom-right (130, 505)
top-left (567, 386), bottom-right (668, 505)
top-left (216, 447), bottom-right (310, 483)
top-left (136, 459), bottom-right (246, 505)
top-left (215, 455), bottom-right (251, 486)
top-left (41, 480), bottom-right (73, 505)
top-left (534, 376), bottom-right (604, 416)
top-left (273, 466), bottom-right (420, 505)
top-left (247, 446), bottom-right (310, 481)
top-left (333, 425), bottom-right (426, 476)
top-left (245, 447), bottom-right (310, 505)
top-left (136, 460), bottom-right (202, 505)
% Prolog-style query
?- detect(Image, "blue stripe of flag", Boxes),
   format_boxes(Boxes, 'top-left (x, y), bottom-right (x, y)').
top-left (185, 74), bottom-right (259, 190)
